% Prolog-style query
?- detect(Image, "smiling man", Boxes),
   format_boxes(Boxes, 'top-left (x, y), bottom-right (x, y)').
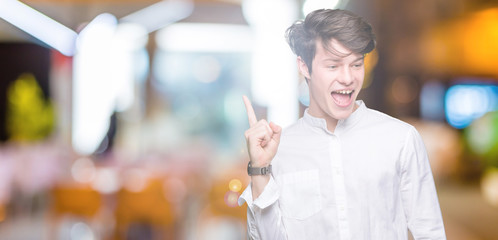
top-left (238, 9), bottom-right (446, 240)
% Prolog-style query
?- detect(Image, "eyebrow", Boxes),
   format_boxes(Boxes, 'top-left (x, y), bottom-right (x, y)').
top-left (325, 56), bottom-right (365, 63)
top-left (353, 56), bottom-right (365, 62)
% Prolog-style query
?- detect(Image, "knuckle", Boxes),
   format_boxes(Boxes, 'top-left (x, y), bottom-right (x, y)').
top-left (244, 130), bottom-right (250, 139)
top-left (266, 126), bottom-right (272, 134)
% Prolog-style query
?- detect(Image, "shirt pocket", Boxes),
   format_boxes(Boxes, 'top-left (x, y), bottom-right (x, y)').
top-left (278, 169), bottom-right (322, 220)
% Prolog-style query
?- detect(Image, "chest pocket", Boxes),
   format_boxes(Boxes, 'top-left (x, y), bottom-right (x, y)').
top-left (278, 169), bottom-right (322, 220)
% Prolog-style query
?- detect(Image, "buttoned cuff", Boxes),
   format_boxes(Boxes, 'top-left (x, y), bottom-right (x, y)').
top-left (238, 176), bottom-right (279, 210)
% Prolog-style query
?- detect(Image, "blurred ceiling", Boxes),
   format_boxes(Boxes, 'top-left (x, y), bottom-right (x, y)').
top-left (2, 0), bottom-right (498, 79)
top-left (0, 0), bottom-right (246, 41)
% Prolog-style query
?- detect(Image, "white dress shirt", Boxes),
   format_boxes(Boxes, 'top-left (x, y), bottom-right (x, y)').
top-left (238, 101), bottom-right (446, 240)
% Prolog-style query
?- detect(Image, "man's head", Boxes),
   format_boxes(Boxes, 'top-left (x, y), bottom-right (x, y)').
top-left (286, 9), bottom-right (376, 75)
top-left (286, 9), bottom-right (376, 124)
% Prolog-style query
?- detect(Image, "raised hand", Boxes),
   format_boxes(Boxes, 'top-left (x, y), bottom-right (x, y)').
top-left (243, 95), bottom-right (282, 168)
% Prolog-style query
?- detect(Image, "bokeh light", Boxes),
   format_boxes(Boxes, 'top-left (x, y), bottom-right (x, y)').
top-left (193, 56), bottom-right (221, 83)
top-left (465, 111), bottom-right (498, 161)
top-left (70, 222), bottom-right (95, 240)
top-left (362, 49), bottom-right (378, 89)
top-left (228, 179), bottom-right (242, 193)
top-left (391, 76), bottom-right (418, 104)
top-left (122, 168), bottom-right (148, 193)
top-left (481, 168), bottom-right (498, 207)
top-left (71, 157), bottom-right (96, 183)
top-left (91, 168), bottom-right (120, 194)
top-left (420, 81), bottom-right (446, 121)
top-left (445, 84), bottom-right (498, 129)
top-left (224, 191), bottom-right (239, 208)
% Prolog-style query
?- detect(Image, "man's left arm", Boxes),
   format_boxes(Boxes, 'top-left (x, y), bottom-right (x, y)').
top-left (400, 126), bottom-right (446, 239)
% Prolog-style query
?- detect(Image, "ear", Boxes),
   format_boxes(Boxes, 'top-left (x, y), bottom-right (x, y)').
top-left (297, 56), bottom-right (311, 80)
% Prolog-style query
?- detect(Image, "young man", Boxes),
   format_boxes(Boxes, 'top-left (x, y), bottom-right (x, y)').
top-left (238, 9), bottom-right (446, 240)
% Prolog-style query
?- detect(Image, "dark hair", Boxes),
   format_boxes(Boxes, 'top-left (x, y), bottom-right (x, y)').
top-left (285, 9), bottom-right (376, 73)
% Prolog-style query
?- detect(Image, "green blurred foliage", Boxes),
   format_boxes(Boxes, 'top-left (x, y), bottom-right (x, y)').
top-left (465, 111), bottom-right (498, 168)
top-left (6, 73), bottom-right (55, 141)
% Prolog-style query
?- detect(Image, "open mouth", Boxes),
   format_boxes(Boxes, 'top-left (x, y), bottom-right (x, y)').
top-left (331, 89), bottom-right (354, 107)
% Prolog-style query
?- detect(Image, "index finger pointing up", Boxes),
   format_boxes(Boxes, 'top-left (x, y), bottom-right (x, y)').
top-left (243, 95), bottom-right (257, 126)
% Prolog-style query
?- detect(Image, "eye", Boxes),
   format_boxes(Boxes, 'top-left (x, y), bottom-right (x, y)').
top-left (352, 62), bottom-right (364, 68)
top-left (328, 65), bottom-right (337, 69)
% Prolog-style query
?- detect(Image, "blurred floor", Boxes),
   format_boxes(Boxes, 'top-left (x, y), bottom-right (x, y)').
top-left (0, 182), bottom-right (497, 239)
top-left (0, 212), bottom-right (49, 240)
top-left (438, 182), bottom-right (498, 240)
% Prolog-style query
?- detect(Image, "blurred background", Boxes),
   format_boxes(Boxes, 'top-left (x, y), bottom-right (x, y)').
top-left (0, 0), bottom-right (497, 239)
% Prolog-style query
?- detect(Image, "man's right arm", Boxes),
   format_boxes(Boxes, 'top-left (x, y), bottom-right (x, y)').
top-left (251, 175), bottom-right (270, 200)
top-left (242, 95), bottom-right (281, 199)
top-left (240, 96), bottom-right (287, 239)
top-left (239, 176), bottom-right (287, 239)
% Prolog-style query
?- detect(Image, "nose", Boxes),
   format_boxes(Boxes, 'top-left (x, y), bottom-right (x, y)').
top-left (339, 67), bottom-right (354, 86)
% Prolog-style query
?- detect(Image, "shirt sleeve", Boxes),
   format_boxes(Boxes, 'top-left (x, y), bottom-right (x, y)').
top-left (238, 176), bottom-right (287, 240)
top-left (400, 126), bottom-right (447, 239)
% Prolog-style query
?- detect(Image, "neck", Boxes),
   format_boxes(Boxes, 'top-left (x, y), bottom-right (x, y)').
top-left (326, 118), bottom-right (339, 133)
top-left (308, 103), bottom-right (359, 133)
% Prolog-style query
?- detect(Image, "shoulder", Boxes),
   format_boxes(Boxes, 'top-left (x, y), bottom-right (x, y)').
top-left (280, 118), bottom-right (308, 137)
top-left (273, 117), bottom-right (324, 157)
top-left (357, 107), bottom-right (421, 147)
top-left (359, 107), bottom-right (428, 167)
top-left (363, 107), bottom-right (415, 133)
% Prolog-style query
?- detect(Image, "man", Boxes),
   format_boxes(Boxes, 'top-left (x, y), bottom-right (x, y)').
top-left (238, 9), bottom-right (446, 240)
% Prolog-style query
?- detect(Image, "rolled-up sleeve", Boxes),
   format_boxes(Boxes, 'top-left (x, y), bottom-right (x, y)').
top-left (239, 176), bottom-right (287, 240)
top-left (400, 127), bottom-right (446, 239)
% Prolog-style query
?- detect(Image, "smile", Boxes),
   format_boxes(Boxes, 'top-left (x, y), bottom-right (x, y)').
top-left (330, 89), bottom-right (355, 107)
top-left (333, 90), bottom-right (354, 95)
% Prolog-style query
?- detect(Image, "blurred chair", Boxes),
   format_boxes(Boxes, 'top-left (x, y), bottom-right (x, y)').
top-left (0, 203), bottom-right (5, 223)
top-left (206, 178), bottom-right (247, 220)
top-left (49, 184), bottom-right (103, 239)
top-left (51, 185), bottom-right (102, 217)
top-left (114, 177), bottom-right (176, 240)
top-left (195, 164), bottom-right (249, 240)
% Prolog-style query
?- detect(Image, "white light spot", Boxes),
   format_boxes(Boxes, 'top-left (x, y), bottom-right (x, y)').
top-left (193, 56), bottom-right (221, 83)
top-left (71, 158), bottom-right (96, 183)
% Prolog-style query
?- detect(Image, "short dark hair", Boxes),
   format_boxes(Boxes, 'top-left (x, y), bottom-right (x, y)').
top-left (285, 9), bottom-right (376, 73)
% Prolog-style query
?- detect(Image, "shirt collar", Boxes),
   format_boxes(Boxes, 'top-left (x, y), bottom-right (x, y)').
top-left (303, 100), bottom-right (367, 135)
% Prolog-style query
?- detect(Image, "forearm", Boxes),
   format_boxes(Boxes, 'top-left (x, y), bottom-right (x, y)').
top-left (240, 177), bottom-right (287, 240)
top-left (251, 175), bottom-right (270, 200)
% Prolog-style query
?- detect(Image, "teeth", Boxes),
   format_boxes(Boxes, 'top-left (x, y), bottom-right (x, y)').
top-left (334, 90), bottom-right (353, 95)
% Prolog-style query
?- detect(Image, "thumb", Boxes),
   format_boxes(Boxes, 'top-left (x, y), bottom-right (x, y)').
top-left (269, 122), bottom-right (282, 144)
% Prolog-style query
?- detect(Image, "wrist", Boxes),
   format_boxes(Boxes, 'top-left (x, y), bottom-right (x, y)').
top-left (248, 159), bottom-right (270, 168)
top-left (251, 174), bottom-right (270, 184)
top-left (247, 161), bottom-right (272, 176)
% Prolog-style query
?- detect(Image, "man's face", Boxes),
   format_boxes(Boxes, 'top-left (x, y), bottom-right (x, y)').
top-left (298, 38), bottom-right (365, 122)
